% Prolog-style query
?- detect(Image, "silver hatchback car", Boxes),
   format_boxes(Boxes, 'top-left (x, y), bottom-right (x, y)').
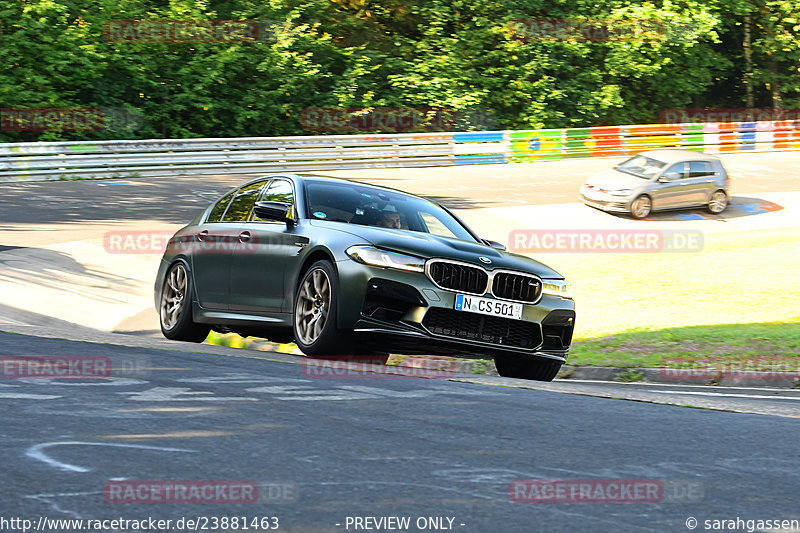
top-left (581, 150), bottom-right (730, 219)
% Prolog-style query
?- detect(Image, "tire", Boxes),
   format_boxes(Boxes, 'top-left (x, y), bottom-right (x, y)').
top-left (293, 260), bottom-right (352, 356)
top-left (707, 190), bottom-right (728, 214)
top-left (493, 355), bottom-right (562, 382)
top-left (159, 261), bottom-right (211, 342)
top-left (630, 195), bottom-right (652, 219)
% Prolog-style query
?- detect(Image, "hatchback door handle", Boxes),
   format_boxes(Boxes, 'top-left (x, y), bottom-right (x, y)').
top-left (239, 231), bottom-right (251, 243)
top-left (197, 229), bottom-right (209, 241)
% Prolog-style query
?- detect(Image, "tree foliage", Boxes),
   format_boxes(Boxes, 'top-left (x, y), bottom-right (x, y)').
top-left (0, 0), bottom-right (797, 140)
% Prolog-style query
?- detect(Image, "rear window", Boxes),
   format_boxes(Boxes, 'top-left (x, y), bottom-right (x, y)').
top-left (221, 181), bottom-right (267, 222)
top-left (207, 191), bottom-right (235, 222)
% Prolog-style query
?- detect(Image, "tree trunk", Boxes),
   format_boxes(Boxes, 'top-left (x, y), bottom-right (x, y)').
top-left (743, 13), bottom-right (754, 108)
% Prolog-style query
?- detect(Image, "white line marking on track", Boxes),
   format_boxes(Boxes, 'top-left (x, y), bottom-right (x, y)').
top-left (16, 378), bottom-right (147, 387)
top-left (648, 390), bottom-right (800, 401)
top-left (119, 387), bottom-right (259, 402)
top-left (25, 441), bottom-right (197, 473)
top-left (0, 393), bottom-right (62, 399)
top-left (245, 384), bottom-right (498, 401)
top-left (178, 373), bottom-right (309, 384)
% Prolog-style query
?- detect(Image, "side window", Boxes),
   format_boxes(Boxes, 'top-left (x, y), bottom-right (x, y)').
top-left (221, 181), bottom-right (267, 222)
top-left (206, 191), bottom-right (235, 222)
top-left (688, 161), bottom-right (713, 177)
top-left (662, 163), bottom-right (687, 181)
top-left (254, 179), bottom-right (295, 222)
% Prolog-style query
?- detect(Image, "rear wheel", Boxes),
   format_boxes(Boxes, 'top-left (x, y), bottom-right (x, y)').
top-left (493, 355), bottom-right (562, 382)
top-left (707, 190), bottom-right (728, 214)
top-left (630, 195), bottom-right (652, 219)
top-left (159, 261), bottom-right (210, 342)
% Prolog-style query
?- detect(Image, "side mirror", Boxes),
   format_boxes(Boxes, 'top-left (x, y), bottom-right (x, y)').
top-left (254, 201), bottom-right (295, 225)
top-left (658, 173), bottom-right (680, 183)
top-left (482, 239), bottom-right (506, 251)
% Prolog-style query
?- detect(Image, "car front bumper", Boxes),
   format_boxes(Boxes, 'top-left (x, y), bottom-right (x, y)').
top-left (335, 259), bottom-right (575, 361)
top-left (581, 194), bottom-right (632, 213)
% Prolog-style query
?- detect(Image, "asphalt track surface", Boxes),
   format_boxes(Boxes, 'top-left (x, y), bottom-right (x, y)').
top-left (2, 153), bottom-right (800, 532)
top-left (2, 332), bottom-right (799, 533)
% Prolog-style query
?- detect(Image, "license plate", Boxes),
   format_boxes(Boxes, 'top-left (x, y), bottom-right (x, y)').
top-left (454, 294), bottom-right (523, 319)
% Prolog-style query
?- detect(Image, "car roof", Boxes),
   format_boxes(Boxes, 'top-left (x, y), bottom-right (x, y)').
top-left (635, 150), bottom-right (721, 163)
top-left (250, 173), bottom-right (430, 199)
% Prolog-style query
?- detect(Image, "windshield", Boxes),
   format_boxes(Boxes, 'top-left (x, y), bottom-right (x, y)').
top-left (304, 181), bottom-right (478, 242)
top-left (615, 155), bottom-right (667, 179)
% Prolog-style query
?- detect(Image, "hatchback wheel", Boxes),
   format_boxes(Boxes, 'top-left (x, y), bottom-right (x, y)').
top-left (294, 260), bottom-right (351, 356)
top-left (160, 261), bottom-right (210, 342)
top-left (493, 355), bottom-right (562, 382)
top-left (707, 190), bottom-right (728, 214)
top-left (630, 195), bottom-right (652, 219)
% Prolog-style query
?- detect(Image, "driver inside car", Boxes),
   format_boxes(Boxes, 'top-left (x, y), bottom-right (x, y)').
top-left (377, 210), bottom-right (402, 229)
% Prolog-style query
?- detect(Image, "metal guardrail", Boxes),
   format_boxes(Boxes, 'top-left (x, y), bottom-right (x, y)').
top-left (2, 121), bottom-right (799, 181)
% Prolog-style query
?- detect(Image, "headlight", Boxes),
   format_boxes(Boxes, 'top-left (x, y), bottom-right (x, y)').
top-left (346, 245), bottom-right (425, 273)
top-left (542, 279), bottom-right (573, 299)
top-left (608, 189), bottom-right (632, 197)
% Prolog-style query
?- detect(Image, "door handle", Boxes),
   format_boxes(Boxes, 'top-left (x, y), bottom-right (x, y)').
top-left (239, 231), bottom-right (251, 243)
top-left (197, 229), bottom-right (209, 241)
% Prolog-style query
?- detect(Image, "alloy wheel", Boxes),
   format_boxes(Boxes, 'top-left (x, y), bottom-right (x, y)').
top-left (160, 263), bottom-right (187, 330)
top-left (632, 196), bottom-right (652, 219)
top-left (295, 268), bottom-right (331, 345)
top-left (709, 191), bottom-right (728, 213)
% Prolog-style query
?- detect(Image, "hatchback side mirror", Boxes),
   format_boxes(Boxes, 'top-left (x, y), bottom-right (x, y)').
top-left (482, 239), bottom-right (506, 251)
top-left (254, 201), bottom-right (295, 225)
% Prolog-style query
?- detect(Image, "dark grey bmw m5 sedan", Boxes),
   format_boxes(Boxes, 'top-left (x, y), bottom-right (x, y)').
top-left (155, 174), bottom-right (575, 381)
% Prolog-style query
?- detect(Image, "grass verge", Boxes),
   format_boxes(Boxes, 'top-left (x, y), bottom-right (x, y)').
top-left (568, 320), bottom-right (800, 367)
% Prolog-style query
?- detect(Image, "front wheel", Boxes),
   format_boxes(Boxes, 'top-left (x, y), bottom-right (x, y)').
top-left (707, 190), bottom-right (728, 214)
top-left (630, 195), bottom-right (652, 219)
top-left (294, 260), bottom-right (351, 356)
top-left (493, 355), bottom-right (562, 382)
top-left (159, 261), bottom-right (210, 342)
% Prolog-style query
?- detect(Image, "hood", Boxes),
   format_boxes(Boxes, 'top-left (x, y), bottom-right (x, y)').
top-left (311, 220), bottom-right (563, 279)
top-left (585, 168), bottom-right (650, 190)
